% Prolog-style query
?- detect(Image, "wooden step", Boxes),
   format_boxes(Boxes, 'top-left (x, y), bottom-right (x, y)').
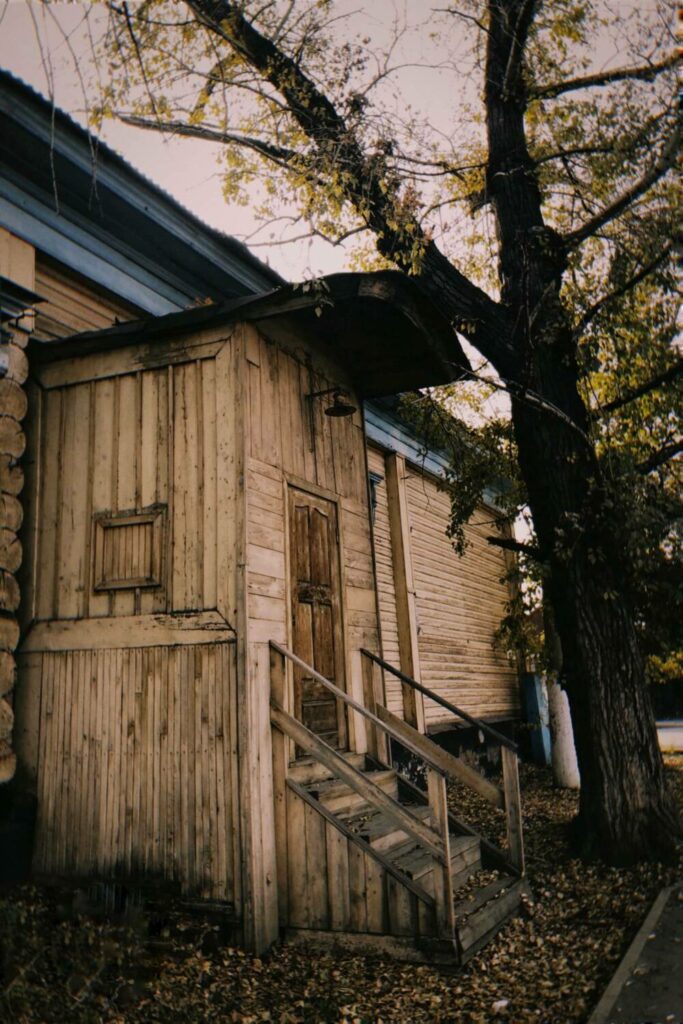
top-left (389, 834), bottom-right (481, 893)
top-left (341, 804), bottom-right (432, 853)
top-left (288, 752), bottom-right (366, 786)
top-left (311, 769), bottom-right (398, 813)
top-left (454, 875), bottom-right (528, 963)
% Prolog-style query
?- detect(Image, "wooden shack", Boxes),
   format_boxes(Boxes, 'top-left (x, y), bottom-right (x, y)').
top-left (2, 72), bottom-right (527, 962)
top-left (5, 272), bottom-right (526, 961)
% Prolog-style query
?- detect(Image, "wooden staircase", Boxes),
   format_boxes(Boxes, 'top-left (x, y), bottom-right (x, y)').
top-left (270, 643), bottom-right (528, 965)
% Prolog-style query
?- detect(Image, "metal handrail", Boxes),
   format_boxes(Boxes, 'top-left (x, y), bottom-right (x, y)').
top-left (360, 649), bottom-right (518, 752)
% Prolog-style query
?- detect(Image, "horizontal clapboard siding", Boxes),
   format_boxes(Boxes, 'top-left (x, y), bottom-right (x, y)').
top-left (34, 258), bottom-right (141, 341)
top-left (29, 642), bottom-right (239, 904)
top-left (405, 469), bottom-right (519, 727)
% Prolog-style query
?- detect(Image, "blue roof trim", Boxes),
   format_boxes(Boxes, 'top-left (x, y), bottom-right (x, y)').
top-left (0, 186), bottom-right (183, 314)
top-left (0, 69), bottom-right (282, 300)
top-left (364, 401), bottom-right (502, 508)
top-left (365, 402), bottom-right (448, 477)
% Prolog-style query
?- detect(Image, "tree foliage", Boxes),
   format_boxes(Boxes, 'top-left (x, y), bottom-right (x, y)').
top-left (86, 0), bottom-right (680, 862)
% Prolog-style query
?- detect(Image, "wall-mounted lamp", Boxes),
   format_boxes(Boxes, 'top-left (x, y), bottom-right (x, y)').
top-left (305, 386), bottom-right (357, 418)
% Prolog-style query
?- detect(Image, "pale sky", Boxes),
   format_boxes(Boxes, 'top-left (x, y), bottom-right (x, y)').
top-left (0, 0), bottom-right (661, 283)
top-left (1, 0), bottom-right (464, 280)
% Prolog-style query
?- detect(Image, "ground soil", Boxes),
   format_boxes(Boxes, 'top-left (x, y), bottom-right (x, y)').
top-left (1, 757), bottom-right (681, 1024)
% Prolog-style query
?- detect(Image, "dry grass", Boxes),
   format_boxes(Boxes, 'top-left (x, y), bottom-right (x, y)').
top-left (1, 757), bottom-right (681, 1024)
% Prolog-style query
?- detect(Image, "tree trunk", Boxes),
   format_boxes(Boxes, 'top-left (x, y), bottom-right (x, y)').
top-left (511, 359), bottom-right (678, 863)
top-left (548, 682), bottom-right (581, 791)
top-left (544, 591), bottom-right (580, 789)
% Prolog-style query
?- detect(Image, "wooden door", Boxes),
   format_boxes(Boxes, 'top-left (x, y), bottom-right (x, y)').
top-left (288, 487), bottom-right (347, 749)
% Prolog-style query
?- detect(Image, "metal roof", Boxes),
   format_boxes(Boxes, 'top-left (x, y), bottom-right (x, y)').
top-left (0, 68), bottom-right (283, 311)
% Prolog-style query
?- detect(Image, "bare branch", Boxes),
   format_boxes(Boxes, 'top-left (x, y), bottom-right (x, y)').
top-left (181, 0), bottom-right (513, 370)
top-left (574, 244), bottom-right (673, 337)
top-left (637, 440), bottom-right (683, 474)
top-left (117, 112), bottom-right (300, 166)
top-left (530, 55), bottom-right (676, 101)
top-left (597, 360), bottom-right (683, 416)
top-left (563, 128), bottom-right (679, 249)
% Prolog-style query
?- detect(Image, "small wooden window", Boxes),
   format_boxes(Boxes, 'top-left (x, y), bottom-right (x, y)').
top-left (93, 507), bottom-right (165, 591)
top-left (368, 471), bottom-right (383, 524)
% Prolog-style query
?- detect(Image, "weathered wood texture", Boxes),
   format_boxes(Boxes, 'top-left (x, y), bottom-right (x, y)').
top-left (18, 333), bottom-right (243, 914)
top-left (24, 356), bottom-right (224, 625)
top-left (0, 228), bottom-right (34, 784)
top-left (369, 446), bottom-right (519, 728)
top-left (367, 447), bottom-right (401, 709)
top-left (33, 257), bottom-right (142, 342)
top-left (24, 642), bottom-right (239, 902)
top-left (243, 323), bottom-right (379, 748)
top-left (243, 324), bottom-right (380, 944)
top-left (283, 780), bottom-right (435, 937)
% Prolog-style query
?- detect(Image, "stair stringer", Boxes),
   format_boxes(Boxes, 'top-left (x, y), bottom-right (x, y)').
top-left (284, 778), bottom-right (442, 945)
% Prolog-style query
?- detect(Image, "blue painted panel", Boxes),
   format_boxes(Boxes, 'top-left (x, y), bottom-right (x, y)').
top-left (365, 401), bottom-right (502, 508)
top-left (522, 673), bottom-right (552, 766)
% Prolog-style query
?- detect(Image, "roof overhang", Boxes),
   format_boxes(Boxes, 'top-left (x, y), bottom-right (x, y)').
top-left (29, 270), bottom-right (470, 396)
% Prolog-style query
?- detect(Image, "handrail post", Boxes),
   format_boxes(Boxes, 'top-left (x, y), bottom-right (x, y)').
top-left (361, 651), bottom-right (389, 763)
top-left (501, 746), bottom-right (525, 874)
top-left (427, 767), bottom-right (455, 939)
top-left (270, 643), bottom-right (289, 920)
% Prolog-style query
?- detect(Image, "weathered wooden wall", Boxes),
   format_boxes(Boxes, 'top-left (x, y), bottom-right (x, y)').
top-left (34, 257), bottom-right (142, 342)
top-left (241, 321), bottom-right (381, 945)
top-left (22, 642), bottom-right (238, 902)
top-left (243, 320), bottom-right (379, 736)
top-left (17, 331), bottom-right (242, 905)
top-left (283, 785), bottom-right (434, 939)
top-left (21, 356), bottom-right (225, 624)
top-left (369, 445), bottom-right (519, 728)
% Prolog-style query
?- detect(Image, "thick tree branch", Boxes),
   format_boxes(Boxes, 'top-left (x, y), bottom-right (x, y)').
top-left (637, 440), bottom-right (683, 475)
top-left (530, 55), bottom-right (676, 101)
top-left (574, 245), bottom-right (673, 337)
top-left (564, 128), bottom-right (679, 249)
top-left (486, 534), bottom-right (544, 560)
top-left (598, 360), bottom-right (683, 416)
top-left (182, 0), bottom-right (514, 372)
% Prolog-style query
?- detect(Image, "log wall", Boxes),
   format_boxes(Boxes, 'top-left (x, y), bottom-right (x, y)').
top-left (0, 227), bottom-right (33, 784)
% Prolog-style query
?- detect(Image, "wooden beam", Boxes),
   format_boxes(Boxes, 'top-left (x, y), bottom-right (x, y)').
top-left (501, 746), bottom-right (525, 874)
top-left (384, 453), bottom-right (424, 731)
top-left (361, 653), bottom-right (388, 763)
top-left (271, 700), bottom-right (445, 863)
top-left (377, 704), bottom-right (505, 809)
top-left (426, 768), bottom-right (456, 940)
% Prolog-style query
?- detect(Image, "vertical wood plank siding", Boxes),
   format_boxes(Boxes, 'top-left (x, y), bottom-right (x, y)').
top-left (30, 361), bottom-right (220, 621)
top-left (29, 642), bottom-right (238, 902)
top-left (21, 341), bottom-right (241, 910)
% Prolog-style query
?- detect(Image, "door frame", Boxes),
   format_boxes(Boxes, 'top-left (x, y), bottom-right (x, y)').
top-left (283, 474), bottom-right (350, 750)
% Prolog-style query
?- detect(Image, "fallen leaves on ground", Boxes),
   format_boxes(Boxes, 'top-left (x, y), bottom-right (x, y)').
top-left (1, 757), bottom-right (681, 1024)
